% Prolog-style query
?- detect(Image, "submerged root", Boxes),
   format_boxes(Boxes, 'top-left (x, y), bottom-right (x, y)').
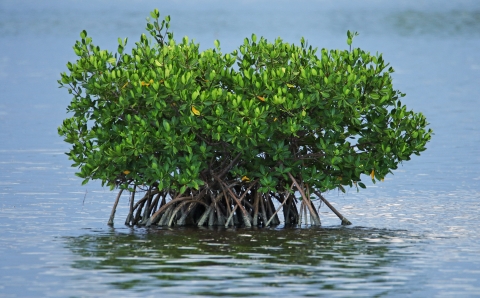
top-left (108, 175), bottom-right (351, 227)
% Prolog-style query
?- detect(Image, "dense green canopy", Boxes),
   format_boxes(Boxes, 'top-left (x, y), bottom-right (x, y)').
top-left (58, 9), bottom-right (432, 227)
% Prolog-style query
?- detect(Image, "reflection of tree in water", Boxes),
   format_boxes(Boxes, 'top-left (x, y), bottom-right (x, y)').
top-left (64, 227), bottom-right (420, 296)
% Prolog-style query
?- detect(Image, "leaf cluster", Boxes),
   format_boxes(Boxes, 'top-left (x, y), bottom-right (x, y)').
top-left (58, 9), bottom-right (432, 195)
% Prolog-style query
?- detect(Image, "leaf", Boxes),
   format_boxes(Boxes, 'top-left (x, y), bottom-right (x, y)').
top-left (107, 57), bottom-right (116, 64)
top-left (257, 96), bottom-right (265, 102)
top-left (192, 90), bottom-right (199, 100)
top-left (191, 106), bottom-right (200, 116)
top-left (123, 170), bottom-right (130, 175)
top-left (370, 169), bottom-right (375, 180)
top-left (163, 120), bottom-right (171, 132)
top-left (80, 30), bottom-right (87, 39)
top-left (286, 83), bottom-right (295, 88)
top-left (179, 185), bottom-right (187, 194)
top-left (241, 176), bottom-right (250, 182)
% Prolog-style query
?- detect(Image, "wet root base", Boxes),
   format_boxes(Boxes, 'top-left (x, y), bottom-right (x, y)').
top-left (112, 187), bottom-right (318, 228)
top-left (108, 176), bottom-right (351, 227)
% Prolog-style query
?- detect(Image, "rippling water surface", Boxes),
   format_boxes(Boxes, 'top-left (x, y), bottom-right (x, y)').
top-left (1, 0), bottom-right (480, 296)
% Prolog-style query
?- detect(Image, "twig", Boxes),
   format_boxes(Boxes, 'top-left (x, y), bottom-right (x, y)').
top-left (83, 189), bottom-right (87, 205)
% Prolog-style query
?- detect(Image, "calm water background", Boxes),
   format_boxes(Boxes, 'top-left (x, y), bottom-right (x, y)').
top-left (1, 0), bottom-right (480, 296)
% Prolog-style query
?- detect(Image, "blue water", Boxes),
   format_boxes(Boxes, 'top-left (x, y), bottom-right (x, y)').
top-left (1, 0), bottom-right (480, 296)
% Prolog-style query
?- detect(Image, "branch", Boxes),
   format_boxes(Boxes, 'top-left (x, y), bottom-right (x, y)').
top-left (217, 152), bottom-right (243, 178)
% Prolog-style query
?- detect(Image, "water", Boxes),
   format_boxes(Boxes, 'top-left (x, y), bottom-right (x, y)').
top-left (1, 0), bottom-right (480, 296)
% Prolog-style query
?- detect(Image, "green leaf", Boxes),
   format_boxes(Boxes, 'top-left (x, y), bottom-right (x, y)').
top-left (59, 9), bottom-right (432, 216)
top-left (179, 185), bottom-right (187, 194)
top-left (163, 120), bottom-right (171, 132)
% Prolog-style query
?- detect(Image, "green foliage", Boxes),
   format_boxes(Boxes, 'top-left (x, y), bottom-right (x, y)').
top-left (58, 9), bottom-right (432, 198)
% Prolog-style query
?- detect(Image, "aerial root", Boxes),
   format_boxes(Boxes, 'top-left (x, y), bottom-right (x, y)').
top-left (108, 176), bottom-right (351, 227)
top-left (107, 188), bottom-right (123, 226)
top-left (314, 190), bottom-right (352, 225)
